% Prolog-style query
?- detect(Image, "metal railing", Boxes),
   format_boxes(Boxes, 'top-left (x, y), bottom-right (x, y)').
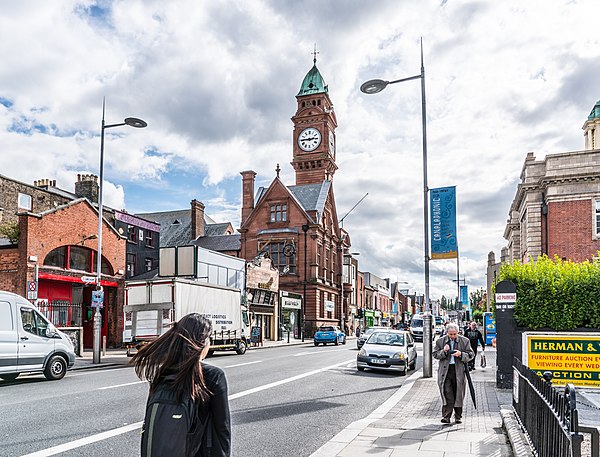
top-left (513, 358), bottom-right (583, 457)
top-left (37, 301), bottom-right (82, 327)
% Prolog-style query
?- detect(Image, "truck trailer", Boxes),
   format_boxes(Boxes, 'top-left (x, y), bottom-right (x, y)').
top-left (124, 277), bottom-right (250, 356)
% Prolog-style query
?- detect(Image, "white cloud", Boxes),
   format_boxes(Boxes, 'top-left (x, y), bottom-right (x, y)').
top-left (2, 0), bottom-right (599, 299)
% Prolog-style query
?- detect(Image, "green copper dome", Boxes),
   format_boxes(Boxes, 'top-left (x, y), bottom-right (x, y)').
top-left (588, 100), bottom-right (600, 120)
top-left (297, 64), bottom-right (328, 96)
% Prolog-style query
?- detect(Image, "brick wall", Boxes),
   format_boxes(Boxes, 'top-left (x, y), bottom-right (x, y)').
top-left (547, 199), bottom-right (600, 262)
top-left (0, 247), bottom-right (20, 292)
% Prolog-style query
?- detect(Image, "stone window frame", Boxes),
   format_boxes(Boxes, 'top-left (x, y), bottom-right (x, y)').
top-left (269, 203), bottom-right (288, 223)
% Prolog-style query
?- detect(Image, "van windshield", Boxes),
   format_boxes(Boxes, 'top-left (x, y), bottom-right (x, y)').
top-left (411, 319), bottom-right (423, 327)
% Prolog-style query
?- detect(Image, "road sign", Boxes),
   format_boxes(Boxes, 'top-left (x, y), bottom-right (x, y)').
top-left (28, 281), bottom-right (37, 291)
top-left (92, 290), bottom-right (104, 308)
top-left (81, 276), bottom-right (97, 284)
top-left (27, 291), bottom-right (38, 300)
top-left (495, 293), bottom-right (517, 303)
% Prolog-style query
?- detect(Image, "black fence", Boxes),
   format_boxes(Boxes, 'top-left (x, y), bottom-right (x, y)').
top-left (37, 301), bottom-right (82, 327)
top-left (513, 358), bottom-right (583, 457)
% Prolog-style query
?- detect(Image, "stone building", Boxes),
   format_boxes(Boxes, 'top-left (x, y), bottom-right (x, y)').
top-left (504, 100), bottom-right (600, 264)
top-left (239, 58), bottom-right (351, 338)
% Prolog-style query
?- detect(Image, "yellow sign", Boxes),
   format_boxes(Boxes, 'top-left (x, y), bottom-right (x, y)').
top-left (525, 333), bottom-right (600, 388)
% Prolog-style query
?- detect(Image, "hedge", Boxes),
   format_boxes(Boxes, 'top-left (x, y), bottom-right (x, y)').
top-left (497, 255), bottom-right (600, 330)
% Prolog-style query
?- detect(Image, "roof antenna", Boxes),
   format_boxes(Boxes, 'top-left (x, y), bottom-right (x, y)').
top-left (312, 43), bottom-right (319, 64)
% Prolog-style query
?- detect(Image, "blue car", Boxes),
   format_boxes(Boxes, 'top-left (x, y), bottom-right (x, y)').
top-left (314, 325), bottom-right (346, 346)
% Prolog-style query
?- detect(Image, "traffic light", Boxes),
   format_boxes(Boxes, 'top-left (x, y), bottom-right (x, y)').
top-left (357, 308), bottom-right (363, 319)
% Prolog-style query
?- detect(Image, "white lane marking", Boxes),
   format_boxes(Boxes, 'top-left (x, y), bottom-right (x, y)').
top-left (224, 360), bottom-right (263, 368)
top-left (229, 358), bottom-right (355, 400)
top-left (346, 362), bottom-right (355, 368)
top-left (293, 348), bottom-right (346, 356)
top-left (97, 380), bottom-right (147, 390)
top-left (21, 358), bottom-right (355, 457)
top-left (20, 422), bottom-right (143, 457)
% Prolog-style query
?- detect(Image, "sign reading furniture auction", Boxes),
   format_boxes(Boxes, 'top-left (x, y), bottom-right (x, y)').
top-left (524, 333), bottom-right (600, 387)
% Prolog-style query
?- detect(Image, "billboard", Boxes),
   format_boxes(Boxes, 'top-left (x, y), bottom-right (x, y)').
top-left (430, 186), bottom-right (458, 259)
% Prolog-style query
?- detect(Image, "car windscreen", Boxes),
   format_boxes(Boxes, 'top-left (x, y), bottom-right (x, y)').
top-left (366, 332), bottom-right (405, 346)
top-left (319, 326), bottom-right (335, 332)
top-left (435, 317), bottom-right (444, 324)
top-left (411, 319), bottom-right (423, 327)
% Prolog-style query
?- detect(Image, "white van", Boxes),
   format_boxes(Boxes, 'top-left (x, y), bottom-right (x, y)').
top-left (0, 291), bottom-right (75, 381)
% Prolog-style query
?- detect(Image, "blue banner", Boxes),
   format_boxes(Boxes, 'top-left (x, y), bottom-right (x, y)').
top-left (460, 285), bottom-right (469, 307)
top-left (430, 186), bottom-right (458, 259)
top-left (484, 312), bottom-right (496, 345)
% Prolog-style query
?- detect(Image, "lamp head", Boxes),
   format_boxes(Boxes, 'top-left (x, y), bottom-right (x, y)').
top-left (124, 117), bottom-right (147, 128)
top-left (360, 79), bottom-right (389, 94)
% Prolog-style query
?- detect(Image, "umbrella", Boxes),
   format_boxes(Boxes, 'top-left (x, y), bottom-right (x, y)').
top-left (464, 363), bottom-right (477, 409)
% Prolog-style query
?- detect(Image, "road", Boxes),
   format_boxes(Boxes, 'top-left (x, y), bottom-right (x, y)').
top-left (0, 341), bottom-right (423, 457)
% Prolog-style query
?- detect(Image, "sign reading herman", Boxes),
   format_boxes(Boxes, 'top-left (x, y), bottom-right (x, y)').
top-left (524, 333), bottom-right (600, 387)
top-left (430, 186), bottom-right (458, 260)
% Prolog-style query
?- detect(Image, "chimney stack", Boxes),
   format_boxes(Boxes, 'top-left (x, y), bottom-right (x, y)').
top-left (191, 199), bottom-right (205, 239)
top-left (240, 170), bottom-right (256, 226)
top-left (74, 174), bottom-right (99, 203)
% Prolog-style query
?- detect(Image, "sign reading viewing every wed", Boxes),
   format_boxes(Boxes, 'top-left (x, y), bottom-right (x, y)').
top-left (523, 333), bottom-right (600, 388)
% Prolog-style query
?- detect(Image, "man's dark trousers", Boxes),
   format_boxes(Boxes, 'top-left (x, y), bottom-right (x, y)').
top-left (442, 364), bottom-right (463, 420)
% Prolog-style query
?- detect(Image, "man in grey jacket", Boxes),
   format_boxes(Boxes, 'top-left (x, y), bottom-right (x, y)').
top-left (433, 323), bottom-right (474, 424)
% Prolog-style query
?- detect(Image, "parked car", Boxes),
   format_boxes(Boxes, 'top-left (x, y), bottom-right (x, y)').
top-left (409, 316), bottom-right (435, 342)
top-left (314, 325), bottom-right (346, 346)
top-left (435, 316), bottom-right (445, 335)
top-left (357, 330), bottom-right (417, 375)
top-left (0, 291), bottom-right (76, 381)
top-left (356, 326), bottom-right (387, 349)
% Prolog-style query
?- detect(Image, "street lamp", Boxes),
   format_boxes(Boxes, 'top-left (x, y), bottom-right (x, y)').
top-left (93, 99), bottom-right (146, 364)
top-left (360, 39), bottom-right (432, 377)
top-left (301, 222), bottom-right (309, 342)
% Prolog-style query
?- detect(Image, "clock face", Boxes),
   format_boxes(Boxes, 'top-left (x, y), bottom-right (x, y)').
top-left (298, 127), bottom-right (321, 152)
top-left (328, 131), bottom-right (335, 153)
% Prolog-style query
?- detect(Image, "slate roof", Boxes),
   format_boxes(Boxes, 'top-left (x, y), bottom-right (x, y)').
top-left (129, 268), bottom-right (159, 281)
top-left (205, 222), bottom-right (233, 237)
top-left (135, 209), bottom-right (193, 247)
top-left (288, 180), bottom-right (331, 219)
top-left (193, 234), bottom-right (241, 252)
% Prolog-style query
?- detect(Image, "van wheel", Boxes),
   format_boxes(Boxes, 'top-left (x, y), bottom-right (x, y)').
top-left (207, 349), bottom-right (215, 357)
top-left (235, 340), bottom-right (247, 355)
top-left (0, 373), bottom-right (19, 381)
top-left (44, 355), bottom-right (67, 381)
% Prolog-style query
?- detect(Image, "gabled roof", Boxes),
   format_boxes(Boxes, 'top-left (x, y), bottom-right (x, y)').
top-left (205, 222), bottom-right (234, 237)
top-left (136, 209), bottom-right (193, 247)
top-left (193, 234), bottom-right (241, 252)
top-left (288, 180), bottom-right (331, 218)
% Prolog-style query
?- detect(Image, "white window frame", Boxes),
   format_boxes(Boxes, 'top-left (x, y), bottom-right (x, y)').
top-left (593, 198), bottom-right (600, 240)
top-left (18, 193), bottom-right (32, 211)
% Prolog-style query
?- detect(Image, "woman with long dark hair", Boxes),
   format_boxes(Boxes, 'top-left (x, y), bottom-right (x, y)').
top-left (131, 313), bottom-right (231, 457)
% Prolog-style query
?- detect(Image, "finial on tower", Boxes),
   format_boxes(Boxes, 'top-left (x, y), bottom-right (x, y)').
top-left (276, 163), bottom-right (281, 178)
top-left (325, 170), bottom-right (330, 181)
top-left (312, 43), bottom-right (319, 64)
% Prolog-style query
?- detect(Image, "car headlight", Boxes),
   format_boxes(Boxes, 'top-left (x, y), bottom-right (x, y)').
top-left (392, 352), bottom-right (405, 360)
top-left (359, 348), bottom-right (366, 356)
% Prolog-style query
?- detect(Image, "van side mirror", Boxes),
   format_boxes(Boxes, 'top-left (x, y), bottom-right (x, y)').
top-left (45, 328), bottom-right (58, 338)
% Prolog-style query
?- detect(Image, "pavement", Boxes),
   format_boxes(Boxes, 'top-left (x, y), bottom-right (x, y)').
top-left (311, 347), bottom-right (528, 457)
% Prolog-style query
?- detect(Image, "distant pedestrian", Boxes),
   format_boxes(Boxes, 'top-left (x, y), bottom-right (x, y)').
top-left (132, 313), bottom-right (231, 457)
top-left (464, 321), bottom-right (485, 371)
top-left (433, 323), bottom-right (474, 424)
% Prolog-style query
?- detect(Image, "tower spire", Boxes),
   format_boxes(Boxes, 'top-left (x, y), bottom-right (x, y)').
top-left (312, 43), bottom-right (319, 64)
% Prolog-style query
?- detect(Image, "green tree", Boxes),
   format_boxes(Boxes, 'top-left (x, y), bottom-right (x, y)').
top-left (0, 220), bottom-right (19, 244)
top-left (440, 295), bottom-right (448, 310)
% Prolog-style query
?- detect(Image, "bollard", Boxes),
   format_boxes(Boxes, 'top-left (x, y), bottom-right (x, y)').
top-left (102, 335), bottom-right (106, 356)
top-left (287, 330), bottom-right (290, 344)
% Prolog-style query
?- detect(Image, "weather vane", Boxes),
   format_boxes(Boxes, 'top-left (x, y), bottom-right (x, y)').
top-left (312, 43), bottom-right (319, 64)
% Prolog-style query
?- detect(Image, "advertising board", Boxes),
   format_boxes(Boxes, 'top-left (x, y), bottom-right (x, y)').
top-left (523, 332), bottom-right (600, 387)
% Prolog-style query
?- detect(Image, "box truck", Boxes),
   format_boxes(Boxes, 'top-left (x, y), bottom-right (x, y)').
top-left (124, 278), bottom-right (250, 356)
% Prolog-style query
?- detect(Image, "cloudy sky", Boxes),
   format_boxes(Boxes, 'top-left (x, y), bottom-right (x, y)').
top-left (2, 0), bottom-right (599, 301)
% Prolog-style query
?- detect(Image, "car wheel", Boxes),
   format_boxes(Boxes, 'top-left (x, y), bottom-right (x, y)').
top-left (44, 355), bottom-right (67, 381)
top-left (342, 336), bottom-right (346, 345)
top-left (207, 349), bottom-right (215, 357)
top-left (335, 338), bottom-right (339, 346)
top-left (357, 366), bottom-right (365, 372)
top-left (400, 369), bottom-right (407, 376)
top-left (314, 341), bottom-right (319, 346)
top-left (0, 373), bottom-right (19, 382)
top-left (409, 358), bottom-right (417, 370)
top-left (235, 339), bottom-right (247, 355)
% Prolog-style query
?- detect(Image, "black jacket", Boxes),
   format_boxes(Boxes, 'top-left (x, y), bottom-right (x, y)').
top-left (464, 328), bottom-right (485, 349)
top-left (196, 364), bottom-right (231, 457)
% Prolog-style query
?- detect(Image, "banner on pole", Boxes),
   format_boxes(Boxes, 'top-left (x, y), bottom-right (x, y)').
top-left (430, 186), bottom-right (458, 259)
top-left (460, 285), bottom-right (469, 307)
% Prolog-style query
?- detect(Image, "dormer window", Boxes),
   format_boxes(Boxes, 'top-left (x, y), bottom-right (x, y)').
top-left (172, 219), bottom-right (181, 225)
top-left (270, 204), bottom-right (287, 222)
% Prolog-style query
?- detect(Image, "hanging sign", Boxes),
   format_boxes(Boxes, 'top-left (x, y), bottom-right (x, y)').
top-left (430, 186), bottom-right (458, 259)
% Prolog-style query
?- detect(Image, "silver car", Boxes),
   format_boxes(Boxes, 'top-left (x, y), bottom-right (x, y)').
top-left (357, 330), bottom-right (417, 375)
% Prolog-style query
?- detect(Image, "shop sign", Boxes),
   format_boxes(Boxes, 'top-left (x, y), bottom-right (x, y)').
top-left (374, 310), bottom-right (381, 317)
top-left (81, 276), bottom-right (97, 284)
top-left (282, 297), bottom-right (301, 309)
top-left (324, 300), bottom-right (334, 312)
top-left (523, 333), bottom-right (600, 387)
top-left (365, 309), bottom-right (375, 317)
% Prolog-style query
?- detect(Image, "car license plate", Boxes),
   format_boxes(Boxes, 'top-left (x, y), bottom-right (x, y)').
top-left (371, 358), bottom-right (387, 365)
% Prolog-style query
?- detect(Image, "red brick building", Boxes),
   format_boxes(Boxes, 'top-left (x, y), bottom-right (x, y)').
top-left (0, 198), bottom-right (126, 348)
top-left (239, 59), bottom-right (351, 338)
top-left (504, 101), bottom-right (600, 263)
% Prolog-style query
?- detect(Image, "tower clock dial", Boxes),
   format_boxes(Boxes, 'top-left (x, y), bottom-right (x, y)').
top-left (298, 127), bottom-right (322, 152)
top-left (328, 131), bottom-right (335, 153)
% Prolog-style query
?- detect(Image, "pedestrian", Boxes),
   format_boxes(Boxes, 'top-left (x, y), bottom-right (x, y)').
top-left (433, 323), bottom-right (474, 424)
top-left (464, 321), bottom-right (485, 371)
top-left (132, 313), bottom-right (231, 457)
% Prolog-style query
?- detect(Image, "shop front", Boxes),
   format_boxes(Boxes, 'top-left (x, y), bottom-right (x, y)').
top-left (280, 291), bottom-right (302, 339)
top-left (365, 309), bottom-right (375, 328)
top-left (246, 257), bottom-right (280, 341)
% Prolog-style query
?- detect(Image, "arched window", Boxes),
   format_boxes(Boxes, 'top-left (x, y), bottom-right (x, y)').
top-left (44, 246), bottom-right (114, 276)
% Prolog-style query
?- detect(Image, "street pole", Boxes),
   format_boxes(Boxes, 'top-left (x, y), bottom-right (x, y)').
top-left (360, 38), bottom-right (432, 378)
top-left (93, 98), bottom-right (146, 364)
top-left (301, 222), bottom-right (309, 342)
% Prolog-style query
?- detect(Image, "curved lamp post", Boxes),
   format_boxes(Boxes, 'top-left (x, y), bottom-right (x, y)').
top-left (94, 99), bottom-right (147, 364)
top-left (360, 39), bottom-right (432, 378)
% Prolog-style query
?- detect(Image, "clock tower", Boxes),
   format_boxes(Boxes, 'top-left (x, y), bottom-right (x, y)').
top-left (291, 58), bottom-right (338, 185)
